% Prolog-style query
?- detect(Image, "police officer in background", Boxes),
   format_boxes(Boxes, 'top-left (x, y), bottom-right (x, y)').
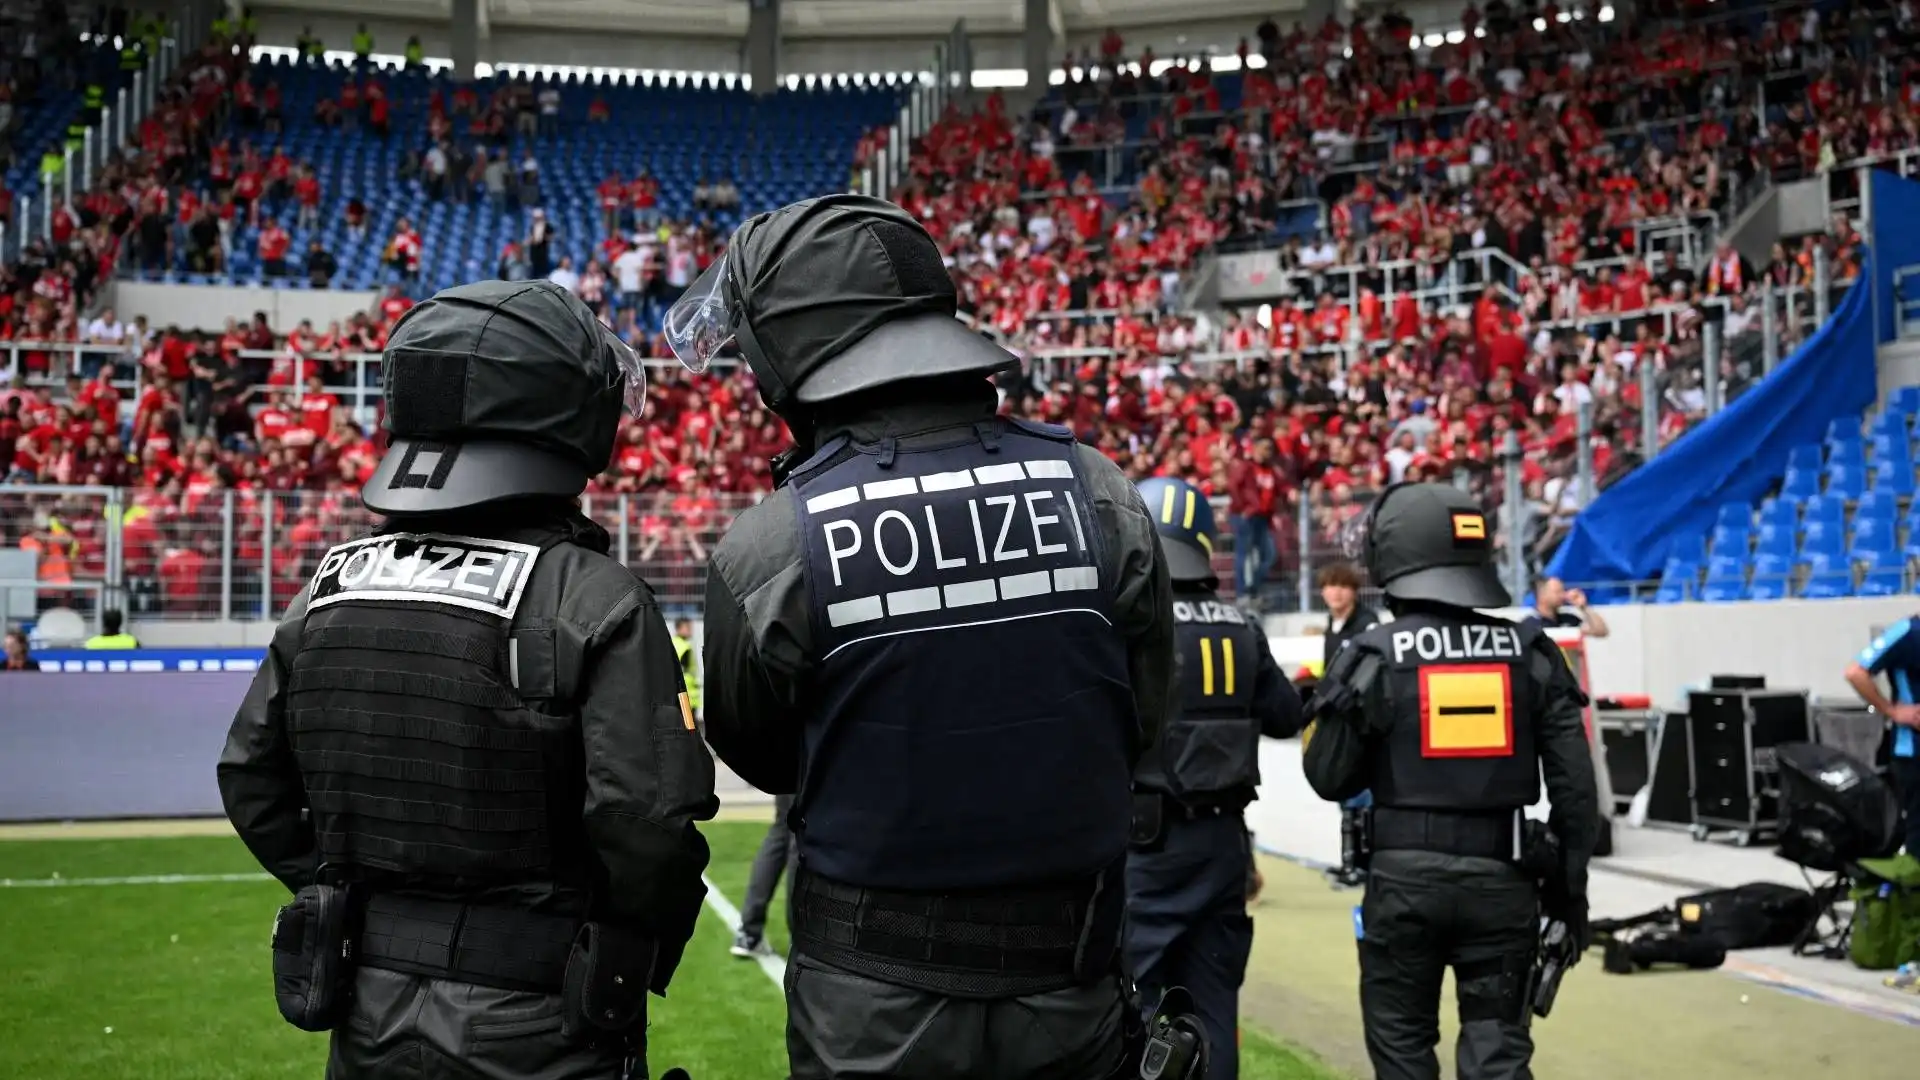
top-left (671, 617), bottom-right (701, 722)
top-left (1319, 561), bottom-right (1381, 889)
top-left (1302, 484), bottom-right (1598, 1080)
top-left (217, 281), bottom-right (716, 1080)
top-left (669, 194), bottom-right (1177, 1080)
top-left (1127, 478), bottom-right (1302, 1080)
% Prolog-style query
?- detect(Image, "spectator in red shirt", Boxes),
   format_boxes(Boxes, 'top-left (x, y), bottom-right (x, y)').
top-left (1228, 438), bottom-right (1284, 608)
top-left (258, 216), bottom-right (292, 277)
top-left (297, 374), bottom-right (338, 440)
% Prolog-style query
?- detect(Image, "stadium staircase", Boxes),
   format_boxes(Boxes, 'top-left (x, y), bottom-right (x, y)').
top-left (4, 42), bottom-right (127, 222)
top-left (127, 55), bottom-right (906, 310)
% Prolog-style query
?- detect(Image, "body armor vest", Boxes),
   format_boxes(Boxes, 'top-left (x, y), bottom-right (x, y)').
top-left (789, 419), bottom-right (1134, 891)
top-left (1136, 590), bottom-right (1264, 809)
top-left (1366, 610), bottom-right (1542, 811)
top-left (285, 530), bottom-right (587, 887)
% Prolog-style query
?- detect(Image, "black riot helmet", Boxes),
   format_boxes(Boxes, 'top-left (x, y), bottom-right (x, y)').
top-left (663, 194), bottom-right (1015, 416)
top-left (361, 279), bottom-right (647, 517)
top-left (1345, 482), bottom-right (1512, 610)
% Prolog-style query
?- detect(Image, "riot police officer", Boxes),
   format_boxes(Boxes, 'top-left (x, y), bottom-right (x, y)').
top-left (217, 280), bottom-right (717, 1080)
top-left (668, 194), bottom-right (1177, 1080)
top-left (1127, 478), bottom-right (1302, 1080)
top-left (1302, 483), bottom-right (1598, 1080)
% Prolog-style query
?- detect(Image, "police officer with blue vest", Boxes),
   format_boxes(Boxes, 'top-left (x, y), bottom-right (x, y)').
top-left (1844, 619), bottom-right (1920, 856)
top-left (1127, 477), bottom-right (1302, 1080)
top-left (1302, 483), bottom-right (1597, 1080)
top-left (669, 194), bottom-right (1178, 1080)
top-left (218, 280), bottom-right (715, 1080)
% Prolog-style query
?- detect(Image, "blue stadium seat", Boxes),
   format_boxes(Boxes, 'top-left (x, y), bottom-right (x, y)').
top-left (1826, 434), bottom-right (1864, 467)
top-left (1780, 464), bottom-right (1822, 502)
top-left (1713, 503), bottom-right (1751, 531)
top-left (1859, 551), bottom-right (1906, 597)
top-left (1654, 556), bottom-right (1698, 604)
top-left (1826, 460), bottom-right (1867, 500)
top-left (1892, 386), bottom-right (1920, 417)
top-left (1860, 490), bottom-right (1900, 522)
top-left (1749, 554), bottom-right (1794, 601)
top-left (1786, 444), bottom-right (1824, 474)
top-left (1708, 525), bottom-right (1749, 558)
top-left (1756, 498), bottom-right (1797, 531)
top-left (1850, 514), bottom-right (1899, 561)
top-left (1799, 517), bottom-right (1845, 562)
top-left (1802, 494), bottom-right (1845, 529)
top-left (1827, 416), bottom-right (1863, 444)
top-left (1754, 522), bottom-right (1796, 559)
top-left (1876, 457), bottom-right (1917, 498)
top-left (1799, 552), bottom-right (1854, 599)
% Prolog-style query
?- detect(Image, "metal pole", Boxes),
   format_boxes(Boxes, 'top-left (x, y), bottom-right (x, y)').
top-left (261, 491), bottom-right (275, 619)
top-left (1814, 245), bottom-right (1831, 326)
top-left (617, 494), bottom-right (631, 566)
top-left (1296, 495), bottom-right (1312, 613)
top-left (62, 149), bottom-right (74, 213)
top-left (82, 128), bottom-right (94, 191)
top-left (220, 490), bottom-right (234, 620)
top-left (1761, 283), bottom-right (1778, 374)
top-left (1502, 431), bottom-right (1526, 605)
top-left (861, 164), bottom-right (873, 197)
top-left (143, 64), bottom-right (154, 116)
top-left (1576, 399), bottom-right (1595, 505)
top-left (116, 89), bottom-right (127, 146)
top-left (1639, 344), bottom-right (1659, 458)
top-left (106, 488), bottom-right (124, 615)
top-left (1702, 321), bottom-right (1722, 416)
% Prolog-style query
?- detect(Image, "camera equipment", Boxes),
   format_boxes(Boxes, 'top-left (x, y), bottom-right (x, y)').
top-left (1773, 741), bottom-right (1904, 957)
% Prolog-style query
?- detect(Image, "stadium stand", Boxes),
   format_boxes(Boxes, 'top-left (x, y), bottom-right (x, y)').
top-left (1, 0), bottom-right (1915, 619)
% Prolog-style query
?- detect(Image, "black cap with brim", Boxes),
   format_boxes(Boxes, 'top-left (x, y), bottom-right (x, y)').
top-left (361, 438), bottom-right (589, 517)
top-left (1384, 562), bottom-right (1513, 610)
top-left (1160, 535), bottom-right (1217, 585)
top-left (793, 312), bottom-right (1016, 404)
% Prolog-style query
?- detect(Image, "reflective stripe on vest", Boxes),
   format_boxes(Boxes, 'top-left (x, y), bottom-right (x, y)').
top-left (789, 420), bottom-right (1133, 890)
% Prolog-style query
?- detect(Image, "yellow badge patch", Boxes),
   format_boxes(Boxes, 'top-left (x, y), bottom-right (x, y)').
top-left (1451, 512), bottom-right (1487, 541)
top-left (1418, 664), bottom-right (1514, 758)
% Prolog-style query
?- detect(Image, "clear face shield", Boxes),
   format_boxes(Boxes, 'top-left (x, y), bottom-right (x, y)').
top-left (663, 253), bottom-right (737, 375)
top-left (603, 325), bottom-right (649, 418)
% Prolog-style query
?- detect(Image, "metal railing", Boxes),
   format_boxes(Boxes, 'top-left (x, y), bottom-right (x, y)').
top-left (0, 486), bottom-right (765, 623)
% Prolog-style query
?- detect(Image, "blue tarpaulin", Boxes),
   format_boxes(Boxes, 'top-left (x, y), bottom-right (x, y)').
top-left (1546, 254), bottom-right (1879, 587)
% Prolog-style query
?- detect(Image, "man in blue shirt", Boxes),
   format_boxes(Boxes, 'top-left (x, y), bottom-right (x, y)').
top-left (1844, 619), bottom-right (1920, 855)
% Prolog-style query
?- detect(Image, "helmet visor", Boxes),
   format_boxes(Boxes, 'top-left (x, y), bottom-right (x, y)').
top-left (663, 253), bottom-right (735, 375)
top-left (1338, 503), bottom-right (1373, 565)
top-left (604, 324), bottom-right (649, 417)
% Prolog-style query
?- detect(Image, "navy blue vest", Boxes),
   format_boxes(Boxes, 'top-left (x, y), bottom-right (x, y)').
top-left (1135, 592), bottom-right (1264, 809)
top-left (790, 420), bottom-right (1134, 891)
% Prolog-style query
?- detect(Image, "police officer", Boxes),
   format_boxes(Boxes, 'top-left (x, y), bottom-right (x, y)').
top-left (404, 35), bottom-right (426, 69)
top-left (671, 617), bottom-right (700, 721)
top-left (217, 280), bottom-right (716, 1080)
top-left (669, 194), bottom-right (1177, 1080)
top-left (352, 22), bottom-right (374, 63)
top-left (1319, 561), bottom-right (1381, 890)
top-left (1302, 484), bottom-right (1598, 1080)
top-left (1127, 478), bottom-right (1302, 1080)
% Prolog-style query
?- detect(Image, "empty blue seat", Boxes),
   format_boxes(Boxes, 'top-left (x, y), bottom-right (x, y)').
top-left (1714, 503), bottom-right (1751, 531)
top-left (1707, 554), bottom-right (1750, 581)
top-left (1878, 458), bottom-right (1918, 498)
top-left (1655, 557), bottom-right (1699, 604)
top-left (1827, 416), bottom-right (1862, 444)
top-left (1827, 461), bottom-right (1868, 500)
top-left (1800, 518), bottom-right (1846, 561)
top-left (1860, 551), bottom-right (1906, 597)
top-left (1851, 515), bottom-right (1899, 560)
top-left (1749, 554), bottom-right (1794, 601)
top-left (1756, 498), bottom-right (1797, 530)
top-left (1754, 522), bottom-right (1796, 559)
top-left (1709, 525), bottom-right (1749, 557)
top-left (1787, 444), bottom-right (1824, 473)
top-left (1800, 552), bottom-right (1854, 599)
top-left (1859, 490), bottom-right (1900, 522)
top-left (1803, 494), bottom-right (1846, 527)
top-left (1827, 435), bottom-right (1865, 466)
top-left (1781, 465), bottom-right (1821, 502)
top-left (1893, 386), bottom-right (1920, 416)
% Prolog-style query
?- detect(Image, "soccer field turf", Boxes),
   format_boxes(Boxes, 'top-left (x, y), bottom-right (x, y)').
top-left (0, 823), bottom-right (1342, 1079)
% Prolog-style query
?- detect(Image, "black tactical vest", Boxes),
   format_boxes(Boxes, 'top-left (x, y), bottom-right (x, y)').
top-left (1366, 610), bottom-right (1541, 811)
top-left (285, 530), bottom-right (587, 888)
top-left (1136, 590), bottom-right (1264, 809)
top-left (789, 419), bottom-right (1134, 891)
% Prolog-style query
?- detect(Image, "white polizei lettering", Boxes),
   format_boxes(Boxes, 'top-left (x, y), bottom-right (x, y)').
top-left (925, 505), bottom-right (965, 570)
top-left (826, 596), bottom-right (884, 627)
top-left (1391, 630), bottom-right (1416, 664)
top-left (987, 495), bottom-right (1029, 561)
top-left (1415, 626), bottom-right (1444, 660)
top-left (1054, 566), bottom-right (1099, 591)
top-left (337, 546), bottom-right (380, 589)
top-left (886, 587), bottom-right (943, 616)
top-left (1000, 570), bottom-right (1053, 600)
top-left (1024, 491), bottom-right (1069, 556)
top-left (491, 554), bottom-right (524, 601)
top-left (873, 510), bottom-right (920, 576)
top-left (1441, 626), bottom-right (1466, 659)
top-left (313, 548), bottom-right (349, 584)
top-left (968, 499), bottom-right (990, 563)
top-left (921, 469), bottom-right (975, 493)
top-left (411, 545), bottom-right (464, 590)
top-left (1173, 601), bottom-right (1195, 622)
top-left (1024, 459), bottom-right (1075, 479)
top-left (452, 550), bottom-right (504, 595)
top-left (805, 486), bottom-right (862, 514)
top-left (863, 476), bottom-right (919, 501)
top-left (369, 545), bottom-right (420, 588)
top-left (974, 462), bottom-right (1027, 485)
top-left (1063, 490), bottom-right (1089, 553)
top-left (822, 519), bottom-right (862, 588)
top-left (944, 579), bottom-right (998, 607)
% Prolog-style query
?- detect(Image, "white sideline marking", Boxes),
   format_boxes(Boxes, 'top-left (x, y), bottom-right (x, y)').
top-left (700, 873), bottom-right (788, 988)
top-left (0, 872), bottom-right (273, 888)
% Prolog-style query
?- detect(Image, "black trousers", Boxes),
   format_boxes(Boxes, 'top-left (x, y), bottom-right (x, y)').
top-left (1892, 754), bottom-right (1920, 856)
top-left (784, 952), bottom-right (1128, 1080)
top-left (1125, 812), bottom-right (1252, 1080)
top-left (739, 793), bottom-right (794, 940)
top-left (327, 967), bottom-right (627, 1080)
top-left (1358, 851), bottom-right (1539, 1080)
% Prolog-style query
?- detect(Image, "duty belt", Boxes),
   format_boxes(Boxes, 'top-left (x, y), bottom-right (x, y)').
top-left (1370, 806), bottom-right (1524, 863)
top-left (789, 867), bottom-right (1093, 999)
top-left (357, 895), bottom-right (580, 994)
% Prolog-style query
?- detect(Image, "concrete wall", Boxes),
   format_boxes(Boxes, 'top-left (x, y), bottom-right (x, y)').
top-left (110, 281), bottom-right (380, 333)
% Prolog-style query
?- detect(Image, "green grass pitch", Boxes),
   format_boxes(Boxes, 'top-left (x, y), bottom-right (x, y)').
top-left (0, 823), bottom-right (1341, 1079)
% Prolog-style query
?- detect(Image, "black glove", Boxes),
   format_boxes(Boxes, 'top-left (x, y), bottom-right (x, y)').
top-left (1551, 895), bottom-right (1592, 956)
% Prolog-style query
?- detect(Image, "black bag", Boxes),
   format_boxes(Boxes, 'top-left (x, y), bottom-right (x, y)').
top-left (560, 922), bottom-right (656, 1042)
top-left (271, 883), bottom-right (357, 1031)
top-left (1674, 883), bottom-right (1817, 950)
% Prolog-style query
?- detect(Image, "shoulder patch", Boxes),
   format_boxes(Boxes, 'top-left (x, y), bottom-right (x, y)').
top-left (308, 533), bottom-right (542, 620)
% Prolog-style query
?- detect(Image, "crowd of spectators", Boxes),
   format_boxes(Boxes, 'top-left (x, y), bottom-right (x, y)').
top-left (0, 0), bottom-right (1908, 615)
